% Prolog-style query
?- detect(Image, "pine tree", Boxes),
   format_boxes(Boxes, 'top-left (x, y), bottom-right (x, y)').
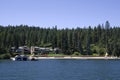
top-left (105, 21), bottom-right (110, 54)
top-left (86, 26), bottom-right (92, 55)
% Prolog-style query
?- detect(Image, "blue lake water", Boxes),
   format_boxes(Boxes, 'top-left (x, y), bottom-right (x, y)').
top-left (0, 59), bottom-right (120, 80)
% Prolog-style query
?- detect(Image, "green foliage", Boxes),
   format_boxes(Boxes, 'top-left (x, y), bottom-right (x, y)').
top-left (0, 21), bottom-right (120, 57)
top-left (92, 53), bottom-right (99, 56)
top-left (48, 53), bottom-right (65, 57)
top-left (91, 44), bottom-right (105, 56)
top-left (0, 48), bottom-right (7, 54)
top-left (0, 53), bottom-right (11, 59)
top-left (98, 48), bottom-right (105, 56)
top-left (72, 52), bottom-right (81, 56)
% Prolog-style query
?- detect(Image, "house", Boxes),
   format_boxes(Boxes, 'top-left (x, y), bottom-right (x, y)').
top-left (16, 46), bottom-right (30, 54)
top-left (31, 46), bottom-right (61, 55)
top-left (11, 46), bottom-right (61, 55)
top-left (31, 46), bottom-right (40, 55)
top-left (31, 46), bottom-right (50, 55)
top-left (10, 47), bottom-right (16, 53)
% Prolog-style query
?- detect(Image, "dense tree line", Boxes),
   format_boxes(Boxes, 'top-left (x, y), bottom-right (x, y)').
top-left (0, 21), bottom-right (120, 56)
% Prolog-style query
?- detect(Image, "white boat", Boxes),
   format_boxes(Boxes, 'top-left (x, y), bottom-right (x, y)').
top-left (11, 55), bottom-right (28, 61)
top-left (11, 55), bottom-right (38, 61)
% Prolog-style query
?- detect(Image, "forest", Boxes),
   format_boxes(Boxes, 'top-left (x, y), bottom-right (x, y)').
top-left (0, 21), bottom-right (120, 58)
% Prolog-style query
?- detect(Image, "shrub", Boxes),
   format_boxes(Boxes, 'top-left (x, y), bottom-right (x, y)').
top-left (98, 48), bottom-right (105, 56)
top-left (0, 53), bottom-right (11, 59)
top-left (73, 52), bottom-right (80, 56)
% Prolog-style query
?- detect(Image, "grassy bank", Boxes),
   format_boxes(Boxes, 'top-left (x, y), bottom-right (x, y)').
top-left (0, 53), bottom-right (11, 59)
top-left (44, 52), bottom-right (102, 57)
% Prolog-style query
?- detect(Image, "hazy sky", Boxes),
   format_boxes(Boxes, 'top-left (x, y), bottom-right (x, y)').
top-left (0, 0), bottom-right (120, 28)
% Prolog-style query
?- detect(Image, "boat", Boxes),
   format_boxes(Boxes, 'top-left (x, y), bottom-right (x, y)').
top-left (11, 55), bottom-right (38, 61)
top-left (11, 55), bottom-right (28, 61)
top-left (29, 56), bottom-right (38, 61)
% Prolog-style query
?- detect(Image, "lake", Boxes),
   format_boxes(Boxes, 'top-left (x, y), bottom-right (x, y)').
top-left (0, 59), bottom-right (120, 80)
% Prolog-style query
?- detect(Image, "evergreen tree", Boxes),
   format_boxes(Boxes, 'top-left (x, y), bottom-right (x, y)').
top-left (0, 21), bottom-right (120, 56)
top-left (86, 26), bottom-right (92, 55)
top-left (105, 21), bottom-right (110, 53)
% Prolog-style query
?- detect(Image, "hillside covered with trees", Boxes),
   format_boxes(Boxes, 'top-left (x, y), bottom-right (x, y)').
top-left (0, 21), bottom-right (120, 58)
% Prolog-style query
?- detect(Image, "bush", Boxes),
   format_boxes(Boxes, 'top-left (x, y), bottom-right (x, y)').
top-left (0, 53), bottom-right (11, 59)
top-left (0, 48), bottom-right (7, 54)
top-left (92, 53), bottom-right (99, 56)
top-left (73, 52), bottom-right (81, 56)
top-left (98, 48), bottom-right (105, 56)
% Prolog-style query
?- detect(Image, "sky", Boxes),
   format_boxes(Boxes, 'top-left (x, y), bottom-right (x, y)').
top-left (0, 0), bottom-right (120, 29)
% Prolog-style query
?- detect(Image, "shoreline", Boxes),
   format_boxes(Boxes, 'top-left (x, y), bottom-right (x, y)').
top-left (10, 56), bottom-right (120, 61)
top-left (35, 56), bottom-right (120, 60)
